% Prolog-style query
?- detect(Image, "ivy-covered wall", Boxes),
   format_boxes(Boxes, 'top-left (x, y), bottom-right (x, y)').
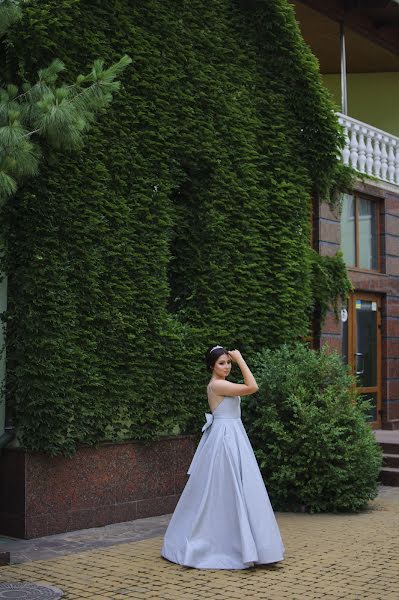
top-left (1, 0), bottom-right (342, 455)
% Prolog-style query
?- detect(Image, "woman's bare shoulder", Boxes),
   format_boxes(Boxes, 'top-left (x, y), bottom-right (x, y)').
top-left (207, 381), bottom-right (221, 398)
top-left (207, 381), bottom-right (224, 411)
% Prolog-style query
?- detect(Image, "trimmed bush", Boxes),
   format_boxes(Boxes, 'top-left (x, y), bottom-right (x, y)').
top-left (245, 343), bottom-right (383, 512)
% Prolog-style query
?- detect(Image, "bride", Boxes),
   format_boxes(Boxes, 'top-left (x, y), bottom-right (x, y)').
top-left (161, 344), bottom-right (285, 570)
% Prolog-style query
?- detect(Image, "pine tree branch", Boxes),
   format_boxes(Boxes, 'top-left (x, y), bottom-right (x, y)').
top-left (0, 0), bottom-right (22, 37)
top-left (68, 82), bottom-right (97, 105)
top-left (0, 53), bottom-right (131, 202)
top-left (22, 128), bottom-right (40, 138)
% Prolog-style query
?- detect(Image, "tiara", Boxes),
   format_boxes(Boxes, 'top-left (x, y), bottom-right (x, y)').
top-left (210, 345), bottom-right (224, 353)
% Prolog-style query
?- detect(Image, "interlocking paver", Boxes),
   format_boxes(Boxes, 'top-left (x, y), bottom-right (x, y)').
top-left (0, 488), bottom-right (398, 599)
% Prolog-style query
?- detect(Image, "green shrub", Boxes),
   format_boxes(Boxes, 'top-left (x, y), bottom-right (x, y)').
top-left (245, 343), bottom-right (383, 512)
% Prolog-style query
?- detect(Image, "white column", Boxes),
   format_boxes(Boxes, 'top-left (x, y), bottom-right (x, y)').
top-left (340, 22), bottom-right (348, 115)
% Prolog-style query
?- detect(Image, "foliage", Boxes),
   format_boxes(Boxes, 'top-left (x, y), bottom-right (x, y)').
top-left (309, 250), bottom-right (353, 325)
top-left (245, 343), bottom-right (383, 512)
top-left (0, 0), bottom-right (131, 204)
top-left (0, 0), bottom-right (346, 455)
top-left (0, 0), bottom-right (22, 36)
top-left (320, 160), bottom-right (369, 212)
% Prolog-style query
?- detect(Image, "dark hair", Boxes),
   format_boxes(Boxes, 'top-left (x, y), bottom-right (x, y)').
top-left (205, 345), bottom-right (229, 373)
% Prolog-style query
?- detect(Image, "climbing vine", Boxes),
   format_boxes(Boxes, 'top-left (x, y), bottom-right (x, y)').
top-left (1, 0), bottom-right (346, 455)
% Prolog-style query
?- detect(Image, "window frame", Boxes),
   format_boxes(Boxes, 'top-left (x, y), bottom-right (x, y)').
top-left (341, 192), bottom-right (381, 273)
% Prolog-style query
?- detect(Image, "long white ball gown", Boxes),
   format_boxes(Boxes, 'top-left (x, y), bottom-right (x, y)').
top-left (161, 395), bottom-right (285, 569)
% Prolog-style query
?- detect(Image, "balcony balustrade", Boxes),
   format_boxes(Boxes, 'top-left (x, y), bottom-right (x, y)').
top-left (338, 112), bottom-right (399, 187)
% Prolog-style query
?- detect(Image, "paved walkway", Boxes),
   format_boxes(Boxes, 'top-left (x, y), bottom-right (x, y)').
top-left (0, 485), bottom-right (398, 599)
top-left (0, 515), bottom-right (172, 565)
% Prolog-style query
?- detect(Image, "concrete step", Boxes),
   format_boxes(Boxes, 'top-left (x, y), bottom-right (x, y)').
top-left (379, 467), bottom-right (399, 486)
top-left (379, 442), bottom-right (399, 455)
top-left (383, 453), bottom-right (399, 469)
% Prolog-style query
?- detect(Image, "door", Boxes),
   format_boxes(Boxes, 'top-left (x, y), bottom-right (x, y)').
top-left (342, 292), bottom-right (382, 429)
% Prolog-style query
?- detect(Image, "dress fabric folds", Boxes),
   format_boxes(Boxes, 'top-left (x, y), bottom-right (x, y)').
top-left (161, 396), bottom-right (285, 570)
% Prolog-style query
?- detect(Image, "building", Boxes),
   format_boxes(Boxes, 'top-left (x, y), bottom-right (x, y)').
top-left (293, 0), bottom-right (399, 430)
top-left (0, 0), bottom-right (398, 539)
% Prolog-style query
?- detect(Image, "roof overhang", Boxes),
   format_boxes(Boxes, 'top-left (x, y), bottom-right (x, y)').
top-left (294, 0), bottom-right (399, 56)
top-left (291, 0), bottom-right (399, 73)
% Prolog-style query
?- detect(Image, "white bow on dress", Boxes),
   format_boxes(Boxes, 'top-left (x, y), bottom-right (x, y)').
top-left (201, 413), bottom-right (214, 432)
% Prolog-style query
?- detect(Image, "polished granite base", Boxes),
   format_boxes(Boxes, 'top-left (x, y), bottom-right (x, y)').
top-left (0, 435), bottom-right (197, 539)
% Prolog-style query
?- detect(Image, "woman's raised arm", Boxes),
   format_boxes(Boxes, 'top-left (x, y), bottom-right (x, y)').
top-left (211, 350), bottom-right (258, 397)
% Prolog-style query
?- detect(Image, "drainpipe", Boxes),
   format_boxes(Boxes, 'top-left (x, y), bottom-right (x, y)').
top-left (0, 429), bottom-right (14, 449)
top-left (0, 274), bottom-right (8, 449)
top-left (340, 21), bottom-right (348, 115)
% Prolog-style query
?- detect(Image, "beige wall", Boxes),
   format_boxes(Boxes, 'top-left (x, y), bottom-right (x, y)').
top-left (323, 72), bottom-right (399, 137)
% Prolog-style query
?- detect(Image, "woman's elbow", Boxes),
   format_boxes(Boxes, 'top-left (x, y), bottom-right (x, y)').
top-left (250, 383), bottom-right (259, 394)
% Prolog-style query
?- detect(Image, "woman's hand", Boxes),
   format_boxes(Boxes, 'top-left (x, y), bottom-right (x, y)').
top-left (213, 349), bottom-right (258, 396)
top-left (228, 349), bottom-right (243, 364)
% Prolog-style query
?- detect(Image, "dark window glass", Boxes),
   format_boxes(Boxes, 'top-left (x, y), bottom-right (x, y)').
top-left (358, 198), bottom-right (378, 270)
top-left (341, 194), bottom-right (356, 266)
top-left (355, 299), bottom-right (377, 388)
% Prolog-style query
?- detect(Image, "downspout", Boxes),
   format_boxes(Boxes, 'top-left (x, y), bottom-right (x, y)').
top-left (0, 429), bottom-right (14, 449)
top-left (340, 21), bottom-right (348, 115)
top-left (0, 274), bottom-right (10, 449)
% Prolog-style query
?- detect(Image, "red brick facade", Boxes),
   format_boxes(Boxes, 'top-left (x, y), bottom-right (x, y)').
top-left (316, 180), bottom-right (399, 429)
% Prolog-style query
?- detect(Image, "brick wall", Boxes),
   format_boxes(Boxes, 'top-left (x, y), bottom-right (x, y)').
top-left (317, 180), bottom-right (399, 429)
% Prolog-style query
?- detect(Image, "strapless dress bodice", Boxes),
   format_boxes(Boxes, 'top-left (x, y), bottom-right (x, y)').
top-left (212, 395), bottom-right (241, 417)
top-left (201, 396), bottom-right (241, 433)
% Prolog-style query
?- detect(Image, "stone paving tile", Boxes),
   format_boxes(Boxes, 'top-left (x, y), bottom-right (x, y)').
top-left (0, 487), bottom-right (398, 599)
top-left (0, 515), bottom-right (172, 564)
top-left (1, 484), bottom-right (397, 566)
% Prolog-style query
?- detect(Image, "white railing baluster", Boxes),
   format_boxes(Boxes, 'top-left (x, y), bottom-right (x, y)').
top-left (395, 144), bottom-right (399, 185)
top-left (337, 112), bottom-right (399, 187)
top-left (358, 127), bottom-right (367, 172)
top-left (387, 140), bottom-right (395, 183)
top-left (365, 131), bottom-right (374, 176)
top-left (350, 124), bottom-right (359, 169)
top-left (340, 118), bottom-right (350, 166)
top-left (381, 136), bottom-right (388, 180)
top-left (373, 133), bottom-right (382, 179)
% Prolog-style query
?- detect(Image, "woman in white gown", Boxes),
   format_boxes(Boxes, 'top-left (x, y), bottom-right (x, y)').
top-left (161, 345), bottom-right (285, 570)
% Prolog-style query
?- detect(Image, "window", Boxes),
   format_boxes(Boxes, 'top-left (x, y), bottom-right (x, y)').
top-left (340, 193), bottom-right (379, 271)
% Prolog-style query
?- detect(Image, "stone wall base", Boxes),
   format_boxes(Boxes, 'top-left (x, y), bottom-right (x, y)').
top-left (0, 435), bottom-right (197, 539)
